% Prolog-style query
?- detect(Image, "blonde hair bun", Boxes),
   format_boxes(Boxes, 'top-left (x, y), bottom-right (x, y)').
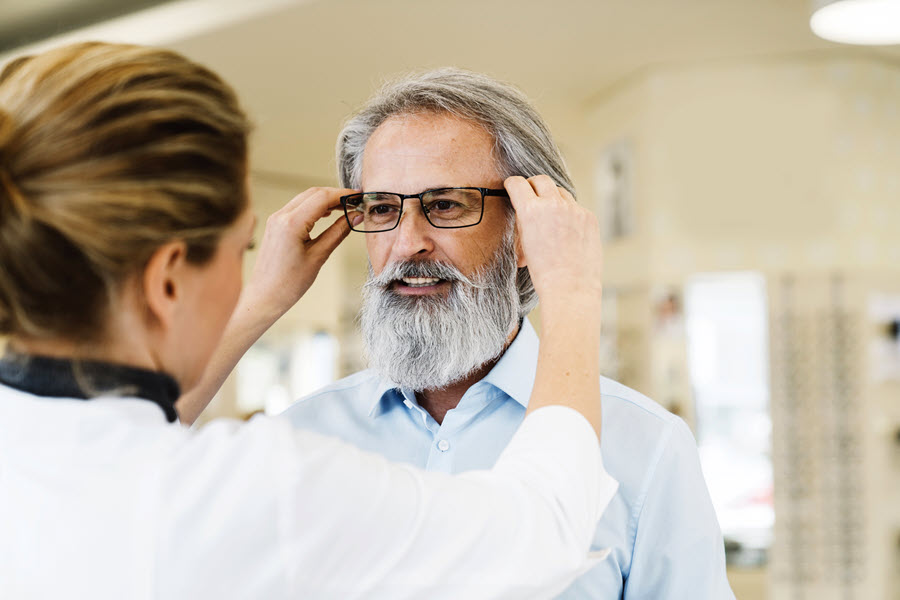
top-left (0, 42), bottom-right (251, 341)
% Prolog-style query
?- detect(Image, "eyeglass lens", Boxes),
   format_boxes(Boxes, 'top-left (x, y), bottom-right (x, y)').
top-left (343, 188), bottom-right (484, 232)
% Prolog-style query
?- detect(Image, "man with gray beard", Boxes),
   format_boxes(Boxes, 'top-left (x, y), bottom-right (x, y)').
top-left (278, 69), bottom-right (734, 599)
top-left (182, 68), bottom-right (734, 598)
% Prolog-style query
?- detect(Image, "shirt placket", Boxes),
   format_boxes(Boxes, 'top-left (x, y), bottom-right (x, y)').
top-left (399, 386), bottom-right (493, 474)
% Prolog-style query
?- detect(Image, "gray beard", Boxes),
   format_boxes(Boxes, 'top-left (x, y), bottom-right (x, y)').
top-left (360, 227), bottom-right (520, 391)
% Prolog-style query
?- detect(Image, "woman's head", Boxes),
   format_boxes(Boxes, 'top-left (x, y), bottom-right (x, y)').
top-left (0, 42), bottom-right (252, 386)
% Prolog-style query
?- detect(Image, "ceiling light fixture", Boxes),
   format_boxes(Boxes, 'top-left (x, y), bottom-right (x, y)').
top-left (810, 0), bottom-right (900, 45)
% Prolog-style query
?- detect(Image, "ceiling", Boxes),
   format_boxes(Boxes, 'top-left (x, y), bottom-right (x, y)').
top-left (0, 0), bottom-right (175, 52)
top-left (2, 0), bottom-right (899, 186)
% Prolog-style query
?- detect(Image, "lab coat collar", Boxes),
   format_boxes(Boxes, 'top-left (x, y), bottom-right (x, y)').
top-left (0, 352), bottom-right (181, 423)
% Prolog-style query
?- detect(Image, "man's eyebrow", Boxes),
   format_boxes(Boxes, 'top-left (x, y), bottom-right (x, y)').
top-left (362, 185), bottom-right (464, 193)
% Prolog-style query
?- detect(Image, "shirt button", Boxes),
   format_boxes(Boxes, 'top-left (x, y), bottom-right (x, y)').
top-left (437, 439), bottom-right (451, 452)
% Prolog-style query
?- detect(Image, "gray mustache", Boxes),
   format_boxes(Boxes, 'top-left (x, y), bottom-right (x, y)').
top-left (364, 260), bottom-right (489, 290)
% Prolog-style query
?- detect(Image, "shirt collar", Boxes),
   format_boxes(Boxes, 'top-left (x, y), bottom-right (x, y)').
top-left (366, 318), bottom-right (540, 418)
top-left (0, 352), bottom-right (181, 423)
top-left (480, 318), bottom-right (539, 409)
top-left (368, 375), bottom-right (406, 419)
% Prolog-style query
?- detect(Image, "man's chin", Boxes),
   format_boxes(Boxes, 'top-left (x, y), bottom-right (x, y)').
top-left (369, 357), bottom-right (496, 392)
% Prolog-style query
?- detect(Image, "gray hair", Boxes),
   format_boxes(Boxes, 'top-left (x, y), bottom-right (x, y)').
top-left (336, 67), bottom-right (576, 318)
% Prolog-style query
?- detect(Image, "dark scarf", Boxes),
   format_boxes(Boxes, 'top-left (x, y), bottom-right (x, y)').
top-left (0, 352), bottom-right (180, 423)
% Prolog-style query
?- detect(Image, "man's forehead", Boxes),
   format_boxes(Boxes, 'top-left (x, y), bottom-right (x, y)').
top-left (360, 112), bottom-right (502, 192)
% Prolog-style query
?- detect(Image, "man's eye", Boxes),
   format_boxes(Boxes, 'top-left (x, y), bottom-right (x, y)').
top-left (430, 200), bottom-right (460, 212)
top-left (369, 204), bottom-right (398, 215)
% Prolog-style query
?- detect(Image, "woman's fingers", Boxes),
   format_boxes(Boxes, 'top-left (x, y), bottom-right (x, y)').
top-left (504, 176), bottom-right (538, 212)
top-left (242, 187), bottom-right (355, 320)
top-left (278, 186), bottom-right (355, 217)
top-left (527, 174), bottom-right (559, 199)
top-left (503, 174), bottom-right (603, 310)
top-left (309, 214), bottom-right (352, 259)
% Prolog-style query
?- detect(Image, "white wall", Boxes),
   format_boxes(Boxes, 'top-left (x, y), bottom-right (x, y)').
top-left (561, 56), bottom-right (900, 600)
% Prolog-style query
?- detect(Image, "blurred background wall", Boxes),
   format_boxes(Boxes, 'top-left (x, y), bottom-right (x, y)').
top-left (2, 1), bottom-right (898, 597)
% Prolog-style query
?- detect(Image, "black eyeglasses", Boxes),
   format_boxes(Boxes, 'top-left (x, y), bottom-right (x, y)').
top-left (340, 187), bottom-right (509, 233)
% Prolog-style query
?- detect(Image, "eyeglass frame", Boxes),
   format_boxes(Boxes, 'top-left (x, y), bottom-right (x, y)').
top-left (339, 187), bottom-right (510, 233)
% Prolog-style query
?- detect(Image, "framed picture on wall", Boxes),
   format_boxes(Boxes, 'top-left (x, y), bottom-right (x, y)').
top-left (595, 139), bottom-right (634, 242)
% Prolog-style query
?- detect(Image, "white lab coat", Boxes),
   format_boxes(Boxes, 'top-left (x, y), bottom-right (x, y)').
top-left (0, 384), bottom-right (617, 600)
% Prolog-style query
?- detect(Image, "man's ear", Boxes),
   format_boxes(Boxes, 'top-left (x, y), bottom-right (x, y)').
top-left (514, 227), bottom-right (527, 268)
top-left (142, 240), bottom-right (189, 331)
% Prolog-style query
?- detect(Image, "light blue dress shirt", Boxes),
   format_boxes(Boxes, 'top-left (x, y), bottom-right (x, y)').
top-left (282, 320), bottom-right (735, 599)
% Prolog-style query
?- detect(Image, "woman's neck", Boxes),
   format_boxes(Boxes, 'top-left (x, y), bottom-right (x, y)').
top-left (7, 302), bottom-right (158, 373)
top-left (7, 278), bottom-right (161, 371)
top-left (8, 335), bottom-right (155, 370)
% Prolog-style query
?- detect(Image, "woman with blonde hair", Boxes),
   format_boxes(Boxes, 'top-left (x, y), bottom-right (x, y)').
top-left (0, 42), bottom-right (614, 599)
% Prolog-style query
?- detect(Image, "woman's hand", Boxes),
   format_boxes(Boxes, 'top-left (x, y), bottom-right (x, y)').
top-left (504, 175), bottom-right (605, 439)
top-left (176, 187), bottom-right (354, 425)
top-left (240, 187), bottom-right (355, 323)
top-left (504, 175), bottom-right (602, 315)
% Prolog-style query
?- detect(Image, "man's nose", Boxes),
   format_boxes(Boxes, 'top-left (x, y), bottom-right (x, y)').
top-left (391, 200), bottom-right (435, 258)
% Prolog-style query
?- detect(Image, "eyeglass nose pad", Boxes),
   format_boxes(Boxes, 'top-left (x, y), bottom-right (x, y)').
top-left (399, 199), bottom-right (428, 225)
top-left (398, 208), bottom-right (420, 230)
top-left (394, 203), bottom-right (435, 247)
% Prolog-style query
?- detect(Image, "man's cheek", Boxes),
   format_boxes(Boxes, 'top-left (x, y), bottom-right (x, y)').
top-left (365, 243), bottom-right (390, 275)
